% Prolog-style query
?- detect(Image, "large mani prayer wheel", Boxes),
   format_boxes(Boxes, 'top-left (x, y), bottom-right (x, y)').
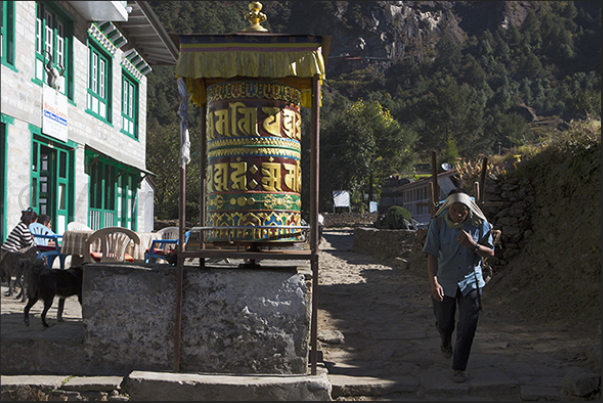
top-left (205, 81), bottom-right (303, 244)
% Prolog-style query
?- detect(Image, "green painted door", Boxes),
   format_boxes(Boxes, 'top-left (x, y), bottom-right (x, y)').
top-left (34, 144), bottom-right (56, 221)
top-left (55, 148), bottom-right (71, 233)
top-left (32, 138), bottom-right (73, 234)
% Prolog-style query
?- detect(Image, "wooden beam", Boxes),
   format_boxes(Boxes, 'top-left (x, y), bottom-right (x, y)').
top-left (431, 151), bottom-right (439, 212)
top-left (174, 164), bottom-right (185, 373)
top-left (429, 182), bottom-right (435, 218)
top-left (310, 74), bottom-right (321, 376)
top-left (479, 158), bottom-right (488, 205)
top-left (200, 103), bottom-right (207, 252)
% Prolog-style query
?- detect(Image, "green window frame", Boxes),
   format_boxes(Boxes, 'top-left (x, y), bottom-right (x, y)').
top-left (0, 114), bottom-right (12, 243)
top-left (87, 36), bottom-right (112, 124)
top-left (30, 130), bottom-right (75, 235)
top-left (0, 1), bottom-right (16, 69)
top-left (121, 69), bottom-right (139, 139)
top-left (86, 151), bottom-right (138, 231)
top-left (118, 172), bottom-right (138, 231)
top-left (34, 2), bottom-right (73, 99)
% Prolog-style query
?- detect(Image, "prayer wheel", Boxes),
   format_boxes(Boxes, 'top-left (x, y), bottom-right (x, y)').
top-left (205, 81), bottom-right (303, 244)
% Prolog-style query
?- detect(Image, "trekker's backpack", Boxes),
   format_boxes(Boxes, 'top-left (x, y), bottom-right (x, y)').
top-left (435, 215), bottom-right (497, 284)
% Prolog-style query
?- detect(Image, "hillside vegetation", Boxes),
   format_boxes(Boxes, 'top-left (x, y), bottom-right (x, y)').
top-left (486, 121), bottom-right (601, 333)
top-left (146, 1), bottom-right (601, 219)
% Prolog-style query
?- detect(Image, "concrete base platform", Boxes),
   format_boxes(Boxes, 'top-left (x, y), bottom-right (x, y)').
top-left (123, 370), bottom-right (333, 401)
top-left (2, 371), bottom-right (334, 401)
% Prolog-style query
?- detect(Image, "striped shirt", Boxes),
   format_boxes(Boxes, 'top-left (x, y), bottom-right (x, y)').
top-left (1, 222), bottom-right (35, 253)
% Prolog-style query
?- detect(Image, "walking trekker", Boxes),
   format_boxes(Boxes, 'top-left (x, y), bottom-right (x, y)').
top-left (422, 189), bottom-right (495, 383)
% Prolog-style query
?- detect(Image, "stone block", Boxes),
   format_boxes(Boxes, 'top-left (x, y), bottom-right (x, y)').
top-left (329, 374), bottom-right (418, 398)
top-left (0, 376), bottom-right (66, 401)
top-left (82, 264), bottom-right (311, 375)
top-left (123, 370), bottom-right (333, 401)
top-left (562, 368), bottom-right (601, 397)
top-left (61, 376), bottom-right (123, 392)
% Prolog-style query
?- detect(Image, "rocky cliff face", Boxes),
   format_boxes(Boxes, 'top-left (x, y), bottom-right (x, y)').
top-left (275, 1), bottom-right (545, 74)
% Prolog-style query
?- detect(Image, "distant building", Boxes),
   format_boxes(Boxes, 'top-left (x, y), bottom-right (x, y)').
top-left (1, 1), bottom-right (177, 240)
top-left (344, 56), bottom-right (366, 71)
top-left (380, 170), bottom-right (460, 226)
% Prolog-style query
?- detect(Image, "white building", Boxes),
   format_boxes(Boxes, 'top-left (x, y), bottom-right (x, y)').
top-left (380, 170), bottom-right (460, 226)
top-left (1, 1), bottom-right (177, 241)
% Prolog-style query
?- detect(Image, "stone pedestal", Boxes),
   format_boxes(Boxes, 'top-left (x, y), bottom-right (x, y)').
top-left (82, 264), bottom-right (311, 375)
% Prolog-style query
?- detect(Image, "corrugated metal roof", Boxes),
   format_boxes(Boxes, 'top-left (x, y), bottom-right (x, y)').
top-left (115, 1), bottom-right (178, 65)
top-left (391, 170), bottom-right (458, 192)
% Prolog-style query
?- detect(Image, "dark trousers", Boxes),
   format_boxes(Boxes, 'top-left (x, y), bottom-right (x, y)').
top-left (432, 288), bottom-right (481, 371)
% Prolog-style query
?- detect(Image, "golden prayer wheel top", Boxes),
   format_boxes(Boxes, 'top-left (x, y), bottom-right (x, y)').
top-left (242, 1), bottom-right (269, 32)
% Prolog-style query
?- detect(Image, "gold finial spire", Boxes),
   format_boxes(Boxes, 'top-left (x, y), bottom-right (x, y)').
top-left (242, 1), bottom-right (269, 32)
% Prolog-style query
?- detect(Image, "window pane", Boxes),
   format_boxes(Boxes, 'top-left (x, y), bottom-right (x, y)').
top-left (57, 22), bottom-right (64, 67)
top-left (58, 183), bottom-right (66, 210)
top-left (100, 59), bottom-right (105, 98)
top-left (90, 161), bottom-right (100, 209)
top-left (32, 178), bottom-right (38, 206)
top-left (92, 53), bottom-right (98, 92)
top-left (44, 11), bottom-right (52, 57)
top-left (41, 153), bottom-right (49, 171)
top-left (129, 84), bottom-right (133, 116)
top-left (36, 6), bottom-right (42, 53)
top-left (59, 151), bottom-right (67, 178)
top-left (32, 145), bottom-right (38, 172)
top-left (123, 80), bottom-right (127, 112)
top-left (104, 164), bottom-right (114, 210)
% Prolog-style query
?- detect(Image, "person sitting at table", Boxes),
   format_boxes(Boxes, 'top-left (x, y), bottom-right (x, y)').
top-left (38, 214), bottom-right (51, 229)
top-left (0, 208), bottom-right (38, 265)
top-left (37, 214), bottom-right (57, 248)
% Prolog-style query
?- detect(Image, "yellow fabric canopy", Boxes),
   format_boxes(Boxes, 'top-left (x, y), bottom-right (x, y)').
top-left (175, 33), bottom-right (329, 108)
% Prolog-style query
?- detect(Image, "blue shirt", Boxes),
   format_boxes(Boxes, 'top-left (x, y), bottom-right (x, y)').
top-left (422, 216), bottom-right (494, 297)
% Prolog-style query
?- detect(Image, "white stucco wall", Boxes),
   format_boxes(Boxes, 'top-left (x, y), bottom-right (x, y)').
top-left (1, 1), bottom-right (153, 234)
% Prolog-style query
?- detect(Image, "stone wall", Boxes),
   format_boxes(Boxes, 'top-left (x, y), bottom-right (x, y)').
top-left (352, 175), bottom-right (536, 277)
top-left (323, 212), bottom-right (379, 228)
top-left (481, 176), bottom-right (534, 265)
top-left (352, 228), bottom-right (416, 262)
top-left (82, 264), bottom-right (312, 376)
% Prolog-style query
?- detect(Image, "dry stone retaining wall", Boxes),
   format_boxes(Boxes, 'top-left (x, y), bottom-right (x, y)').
top-left (351, 175), bottom-right (536, 276)
top-left (323, 212), bottom-right (379, 228)
top-left (352, 229), bottom-right (416, 262)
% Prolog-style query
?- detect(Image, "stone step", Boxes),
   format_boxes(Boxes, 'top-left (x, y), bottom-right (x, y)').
top-left (123, 370), bottom-right (333, 401)
top-left (328, 374), bottom-right (419, 399)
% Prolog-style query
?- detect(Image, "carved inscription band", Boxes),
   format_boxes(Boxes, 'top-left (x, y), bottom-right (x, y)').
top-left (206, 81), bottom-right (303, 244)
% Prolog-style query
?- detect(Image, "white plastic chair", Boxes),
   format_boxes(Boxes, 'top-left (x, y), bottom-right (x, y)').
top-left (67, 222), bottom-right (93, 231)
top-left (29, 223), bottom-right (67, 269)
top-left (84, 227), bottom-right (140, 263)
top-left (145, 227), bottom-right (189, 264)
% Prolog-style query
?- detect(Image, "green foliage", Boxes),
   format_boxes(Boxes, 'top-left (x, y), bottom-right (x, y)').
top-left (384, 206), bottom-right (412, 229)
top-left (146, 121), bottom-right (181, 219)
top-left (487, 111), bottom-right (533, 147)
top-left (441, 136), bottom-right (460, 167)
top-left (145, 2), bottom-right (601, 219)
top-left (148, 1), bottom-right (247, 34)
top-left (319, 97), bottom-right (417, 211)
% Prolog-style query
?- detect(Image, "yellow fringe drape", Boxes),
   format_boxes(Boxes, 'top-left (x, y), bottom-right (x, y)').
top-left (177, 50), bottom-right (326, 108)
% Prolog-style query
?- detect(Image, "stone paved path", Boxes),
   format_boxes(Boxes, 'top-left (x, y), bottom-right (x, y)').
top-left (316, 228), bottom-right (601, 401)
top-left (1, 229), bottom-right (600, 401)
